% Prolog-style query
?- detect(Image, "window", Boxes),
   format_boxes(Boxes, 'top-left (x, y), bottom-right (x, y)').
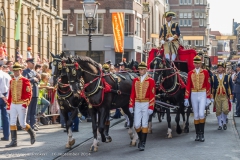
top-left (188, 19), bottom-right (192, 26)
top-left (136, 17), bottom-right (141, 37)
top-left (179, 0), bottom-right (183, 4)
top-left (75, 51), bottom-right (105, 64)
top-left (63, 14), bottom-right (68, 35)
top-left (195, 40), bottom-right (199, 46)
top-left (45, 0), bottom-right (49, 4)
top-left (199, 40), bottom-right (203, 46)
top-left (0, 9), bottom-right (6, 43)
top-left (188, 0), bottom-right (192, 4)
top-left (77, 14), bottom-right (103, 35)
top-left (200, 13), bottom-right (203, 18)
top-left (135, 0), bottom-right (141, 3)
top-left (38, 24), bottom-right (41, 54)
top-left (47, 27), bottom-right (50, 59)
top-left (195, 0), bottom-right (199, 4)
top-left (200, 0), bottom-right (203, 4)
top-left (55, 30), bottom-right (57, 54)
top-left (180, 0), bottom-right (191, 5)
top-left (179, 19), bottom-right (183, 26)
top-left (179, 13), bottom-right (183, 18)
top-left (184, 13), bottom-right (187, 18)
top-left (184, 19), bottom-right (187, 26)
top-left (125, 15), bottom-right (129, 36)
top-left (184, 0), bottom-right (187, 4)
top-left (199, 19), bottom-right (203, 26)
top-left (195, 12), bottom-right (199, 18)
top-left (188, 13), bottom-right (192, 18)
top-left (27, 19), bottom-right (31, 47)
top-left (115, 52), bottom-right (129, 64)
top-left (52, 0), bottom-right (57, 8)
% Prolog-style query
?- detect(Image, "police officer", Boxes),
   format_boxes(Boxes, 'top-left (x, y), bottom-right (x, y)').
top-left (22, 58), bottom-right (40, 131)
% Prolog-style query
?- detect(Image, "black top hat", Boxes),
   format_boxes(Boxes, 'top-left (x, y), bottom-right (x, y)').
top-left (26, 58), bottom-right (35, 64)
top-left (114, 63), bottom-right (120, 68)
top-left (105, 60), bottom-right (112, 65)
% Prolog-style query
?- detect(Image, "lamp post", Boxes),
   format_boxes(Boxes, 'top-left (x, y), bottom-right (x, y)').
top-left (144, 40), bottom-right (152, 61)
top-left (36, 5), bottom-right (41, 16)
top-left (82, 0), bottom-right (99, 56)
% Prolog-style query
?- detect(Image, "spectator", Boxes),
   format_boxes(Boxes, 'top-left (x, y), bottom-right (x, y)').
top-left (0, 61), bottom-right (11, 141)
top-left (2, 65), bottom-right (10, 73)
top-left (35, 64), bottom-right (42, 74)
top-left (22, 58), bottom-right (40, 131)
top-left (38, 73), bottom-right (52, 117)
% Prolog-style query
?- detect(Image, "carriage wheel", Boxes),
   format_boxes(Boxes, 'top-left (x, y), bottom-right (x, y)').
top-left (157, 112), bottom-right (162, 122)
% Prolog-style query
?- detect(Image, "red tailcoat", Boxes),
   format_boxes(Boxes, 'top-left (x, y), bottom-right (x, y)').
top-left (7, 76), bottom-right (32, 110)
top-left (129, 75), bottom-right (156, 110)
top-left (185, 68), bottom-right (211, 99)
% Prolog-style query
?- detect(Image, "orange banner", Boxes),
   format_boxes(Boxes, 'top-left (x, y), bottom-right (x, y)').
top-left (112, 12), bottom-right (124, 53)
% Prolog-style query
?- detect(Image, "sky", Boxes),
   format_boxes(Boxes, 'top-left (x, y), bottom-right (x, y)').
top-left (208, 0), bottom-right (240, 34)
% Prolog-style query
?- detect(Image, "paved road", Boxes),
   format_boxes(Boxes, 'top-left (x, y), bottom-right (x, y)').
top-left (58, 105), bottom-right (240, 160)
top-left (1, 104), bottom-right (240, 160)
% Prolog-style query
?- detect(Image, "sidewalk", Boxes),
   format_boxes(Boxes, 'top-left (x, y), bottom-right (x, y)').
top-left (0, 116), bottom-right (124, 160)
top-left (232, 102), bottom-right (240, 139)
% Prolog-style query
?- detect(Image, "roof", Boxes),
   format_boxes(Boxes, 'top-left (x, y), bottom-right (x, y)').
top-left (210, 31), bottom-right (221, 36)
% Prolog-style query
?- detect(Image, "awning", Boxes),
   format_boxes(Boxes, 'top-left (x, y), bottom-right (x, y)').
top-left (215, 36), bottom-right (236, 40)
top-left (183, 36), bottom-right (204, 40)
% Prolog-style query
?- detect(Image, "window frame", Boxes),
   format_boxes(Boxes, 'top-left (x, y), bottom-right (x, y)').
top-left (125, 14), bottom-right (129, 36)
top-left (136, 17), bottom-right (141, 37)
top-left (63, 14), bottom-right (68, 35)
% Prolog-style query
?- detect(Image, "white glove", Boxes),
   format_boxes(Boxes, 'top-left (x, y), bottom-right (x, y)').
top-left (206, 98), bottom-right (211, 106)
top-left (211, 98), bottom-right (214, 102)
top-left (7, 109), bottom-right (10, 114)
top-left (184, 99), bottom-right (189, 107)
top-left (168, 37), bottom-right (174, 42)
top-left (129, 108), bottom-right (133, 114)
top-left (230, 99), bottom-right (233, 103)
top-left (160, 40), bottom-right (165, 44)
top-left (148, 109), bottom-right (153, 115)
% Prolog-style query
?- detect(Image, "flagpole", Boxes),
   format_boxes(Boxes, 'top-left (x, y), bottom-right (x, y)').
top-left (122, 12), bottom-right (125, 61)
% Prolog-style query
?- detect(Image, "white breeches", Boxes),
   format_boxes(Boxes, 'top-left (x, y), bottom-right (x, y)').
top-left (134, 102), bottom-right (149, 129)
top-left (10, 104), bottom-right (28, 128)
top-left (165, 54), bottom-right (176, 61)
top-left (191, 92), bottom-right (206, 120)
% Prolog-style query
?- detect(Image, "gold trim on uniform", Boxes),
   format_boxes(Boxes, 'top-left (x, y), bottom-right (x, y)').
top-left (199, 119), bottom-right (205, 123)
top-left (194, 120), bottom-right (200, 124)
top-left (11, 79), bottom-right (23, 104)
top-left (135, 78), bottom-right (149, 101)
top-left (149, 98), bottom-right (155, 107)
top-left (26, 86), bottom-right (30, 92)
top-left (142, 127), bottom-right (148, 133)
top-left (135, 127), bottom-right (142, 133)
top-left (191, 69), bottom-right (205, 92)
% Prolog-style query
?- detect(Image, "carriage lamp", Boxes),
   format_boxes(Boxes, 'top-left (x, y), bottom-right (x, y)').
top-left (55, 16), bottom-right (60, 25)
top-left (36, 5), bottom-right (41, 16)
top-left (82, 0), bottom-right (99, 23)
top-left (69, 23), bottom-right (74, 32)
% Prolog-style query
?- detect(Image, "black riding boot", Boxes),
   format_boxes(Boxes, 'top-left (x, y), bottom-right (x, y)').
top-left (194, 124), bottom-right (200, 141)
top-left (199, 123), bottom-right (205, 142)
top-left (26, 127), bottom-right (36, 145)
top-left (6, 130), bottom-right (17, 148)
top-left (139, 133), bottom-right (147, 151)
top-left (104, 124), bottom-right (109, 137)
top-left (137, 131), bottom-right (142, 148)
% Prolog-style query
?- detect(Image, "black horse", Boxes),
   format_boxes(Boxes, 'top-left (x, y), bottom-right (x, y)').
top-left (64, 56), bottom-right (138, 152)
top-left (150, 55), bottom-right (191, 138)
top-left (51, 53), bottom-right (88, 148)
top-left (128, 59), bottom-right (139, 75)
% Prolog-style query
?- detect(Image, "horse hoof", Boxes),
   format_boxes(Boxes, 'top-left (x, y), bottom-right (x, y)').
top-left (129, 141), bottom-right (136, 147)
top-left (65, 143), bottom-right (71, 149)
top-left (166, 134), bottom-right (172, 139)
top-left (105, 136), bottom-right (112, 143)
top-left (90, 146), bottom-right (98, 152)
top-left (69, 139), bottom-right (75, 147)
top-left (148, 130), bottom-right (153, 134)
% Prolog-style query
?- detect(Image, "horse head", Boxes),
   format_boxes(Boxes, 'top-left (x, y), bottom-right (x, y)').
top-left (128, 59), bottom-right (139, 73)
top-left (51, 52), bottom-right (66, 86)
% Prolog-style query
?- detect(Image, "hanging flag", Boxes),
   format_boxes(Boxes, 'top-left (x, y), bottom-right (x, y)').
top-left (15, 0), bottom-right (22, 40)
top-left (112, 12), bottom-right (124, 53)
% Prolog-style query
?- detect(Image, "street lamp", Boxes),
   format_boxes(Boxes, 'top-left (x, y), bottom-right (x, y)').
top-left (82, 0), bottom-right (99, 55)
top-left (36, 5), bottom-right (41, 16)
top-left (69, 23), bottom-right (74, 32)
top-left (55, 15), bottom-right (60, 25)
top-left (144, 40), bottom-right (152, 60)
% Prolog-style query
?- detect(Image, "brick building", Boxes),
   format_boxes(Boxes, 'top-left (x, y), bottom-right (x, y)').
top-left (62, 0), bottom-right (167, 64)
top-left (0, 0), bottom-right (62, 61)
top-left (168, 0), bottom-right (210, 52)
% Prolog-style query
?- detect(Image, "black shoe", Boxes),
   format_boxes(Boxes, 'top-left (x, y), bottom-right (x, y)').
top-left (1, 137), bottom-right (9, 141)
top-left (223, 124), bottom-right (227, 130)
top-left (72, 130), bottom-right (79, 132)
top-left (234, 115), bottom-right (240, 117)
top-left (5, 130), bottom-right (17, 148)
top-left (26, 128), bottom-right (36, 145)
top-left (218, 126), bottom-right (222, 130)
top-left (124, 122), bottom-right (127, 128)
top-left (61, 125), bottom-right (66, 128)
top-left (139, 142), bottom-right (145, 151)
top-left (64, 130), bottom-right (67, 132)
top-left (199, 133), bottom-right (205, 142)
top-left (195, 134), bottom-right (199, 141)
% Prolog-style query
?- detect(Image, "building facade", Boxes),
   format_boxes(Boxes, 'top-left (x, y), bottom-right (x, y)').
top-left (168, 0), bottom-right (210, 53)
top-left (62, 0), bottom-right (167, 64)
top-left (0, 0), bottom-right (62, 62)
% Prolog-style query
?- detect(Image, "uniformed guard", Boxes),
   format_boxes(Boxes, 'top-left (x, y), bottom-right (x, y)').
top-left (22, 58), bottom-right (40, 130)
top-left (184, 55), bottom-right (211, 142)
top-left (102, 63), bottom-right (110, 73)
top-left (159, 11), bottom-right (180, 61)
top-left (212, 62), bottom-right (233, 130)
top-left (119, 61), bottom-right (129, 71)
top-left (129, 62), bottom-right (155, 151)
top-left (6, 63), bottom-right (36, 147)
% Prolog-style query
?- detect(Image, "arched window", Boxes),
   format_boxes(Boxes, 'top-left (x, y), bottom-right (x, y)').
top-left (38, 23), bottom-right (41, 56)
top-left (0, 9), bottom-right (6, 42)
top-left (55, 30), bottom-right (57, 54)
top-left (27, 19), bottom-right (31, 47)
top-left (47, 26), bottom-right (50, 59)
